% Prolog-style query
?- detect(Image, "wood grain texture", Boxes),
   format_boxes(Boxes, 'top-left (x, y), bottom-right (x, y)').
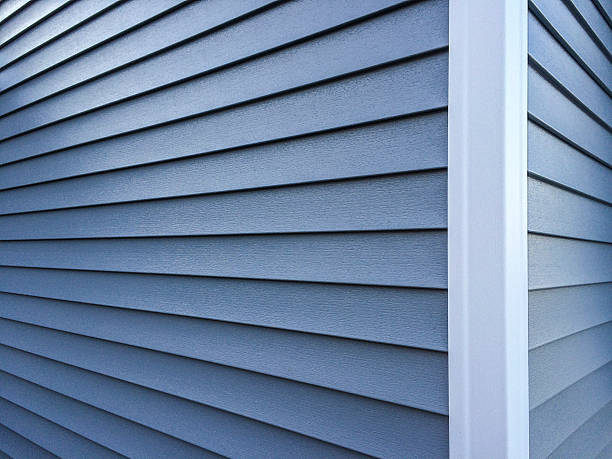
top-left (0, 111), bottom-right (447, 194)
top-left (0, 231), bottom-right (448, 288)
top-left (0, 172), bottom-right (447, 238)
top-left (528, 234), bottom-right (612, 289)
top-left (0, 350), bottom-right (418, 458)
top-left (529, 283), bottom-right (612, 349)
top-left (0, 0), bottom-right (71, 49)
top-left (0, 1), bottom-right (449, 455)
top-left (0, 0), bottom-right (32, 25)
top-left (0, 0), bottom-right (413, 116)
top-left (0, 293), bottom-right (448, 411)
top-left (0, 266), bottom-right (448, 350)
top-left (0, 0), bottom-right (272, 117)
top-left (528, 1), bottom-right (612, 455)
top-left (0, 0), bottom-right (448, 139)
top-left (0, 111), bottom-right (447, 191)
top-left (0, 50), bottom-right (448, 164)
top-left (549, 400), bottom-right (612, 459)
top-left (566, 0), bottom-right (612, 57)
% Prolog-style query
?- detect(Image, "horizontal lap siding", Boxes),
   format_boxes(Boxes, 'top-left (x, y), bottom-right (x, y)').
top-left (528, 1), bottom-right (612, 457)
top-left (0, 1), bottom-right (449, 457)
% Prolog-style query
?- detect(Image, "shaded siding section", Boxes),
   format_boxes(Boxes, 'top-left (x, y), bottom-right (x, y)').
top-left (528, 1), bottom-right (612, 457)
top-left (0, 1), bottom-right (449, 456)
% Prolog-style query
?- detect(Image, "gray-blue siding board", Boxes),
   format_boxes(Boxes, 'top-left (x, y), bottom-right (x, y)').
top-left (0, 0), bottom-right (417, 116)
top-left (0, 50), bottom-right (448, 164)
top-left (0, 0), bottom-right (119, 70)
top-left (528, 0), bottom-right (612, 456)
top-left (0, 369), bottom-right (223, 458)
top-left (0, 0), bottom-right (450, 456)
top-left (0, 0), bottom-right (32, 26)
top-left (0, 0), bottom-right (188, 95)
top-left (0, 0), bottom-right (447, 137)
top-left (0, 0), bottom-right (71, 49)
top-left (0, 321), bottom-right (447, 457)
top-left (0, 266), bottom-right (448, 350)
top-left (0, 397), bottom-right (122, 459)
top-left (0, 423), bottom-right (57, 459)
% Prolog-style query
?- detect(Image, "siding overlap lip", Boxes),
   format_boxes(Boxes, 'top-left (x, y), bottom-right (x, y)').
top-left (0, 0), bottom-right (199, 96)
top-left (0, 263), bottom-right (450, 291)
top-left (0, 1), bottom-right (35, 27)
top-left (0, 0), bottom-right (428, 118)
top-left (528, 0), bottom-right (612, 96)
top-left (0, 55), bottom-right (449, 168)
top-left (0, 295), bottom-right (449, 414)
top-left (0, 0), bottom-right (125, 73)
top-left (0, 421), bottom-right (58, 459)
top-left (0, 108), bottom-right (448, 190)
top-left (0, 368), bottom-right (224, 457)
top-left (527, 112), bottom-right (612, 168)
top-left (0, 0), bottom-right (72, 50)
top-left (529, 362), bottom-right (612, 458)
top-left (0, 287), bottom-right (448, 351)
top-left (562, 0), bottom-right (612, 60)
top-left (0, 167), bottom-right (449, 218)
top-left (0, 395), bottom-right (126, 458)
top-left (0, 42), bottom-right (449, 151)
top-left (528, 55), bottom-right (612, 132)
top-left (527, 170), bottom-right (612, 207)
top-left (0, 339), bottom-right (444, 456)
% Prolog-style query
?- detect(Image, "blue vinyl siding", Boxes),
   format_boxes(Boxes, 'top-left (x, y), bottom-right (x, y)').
top-left (528, 0), bottom-right (612, 457)
top-left (0, 1), bottom-right (449, 457)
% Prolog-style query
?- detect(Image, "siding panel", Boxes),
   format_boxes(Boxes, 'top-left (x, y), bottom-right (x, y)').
top-left (529, 362), bottom-right (612, 458)
top-left (0, 423), bottom-right (56, 459)
top-left (0, 397), bottom-right (122, 459)
top-left (0, 320), bottom-right (448, 457)
top-left (528, 176), bottom-right (612, 242)
top-left (529, 283), bottom-right (612, 348)
top-left (0, 0), bottom-right (413, 116)
top-left (0, 110), bottom-right (446, 197)
top-left (0, 0), bottom-right (70, 49)
top-left (0, 0), bottom-right (186, 95)
top-left (0, 266), bottom-right (448, 350)
top-left (528, 121), bottom-right (612, 203)
top-left (0, 232), bottom-right (448, 288)
top-left (0, 0), bottom-right (118, 70)
top-left (528, 0), bottom-right (612, 455)
top-left (0, 1), bottom-right (449, 455)
top-left (0, 51), bottom-right (448, 164)
top-left (0, 0), bottom-right (448, 139)
top-left (0, 293), bottom-right (448, 412)
top-left (0, 172), bottom-right (447, 238)
top-left (0, 369), bottom-right (222, 458)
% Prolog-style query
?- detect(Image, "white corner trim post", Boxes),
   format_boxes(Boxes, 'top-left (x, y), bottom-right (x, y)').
top-left (448, 0), bottom-right (529, 458)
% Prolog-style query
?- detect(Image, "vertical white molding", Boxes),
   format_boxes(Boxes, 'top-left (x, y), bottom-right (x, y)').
top-left (448, 0), bottom-right (529, 458)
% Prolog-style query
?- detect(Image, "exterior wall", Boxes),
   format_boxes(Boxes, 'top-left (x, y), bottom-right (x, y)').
top-left (0, 1), bottom-right (449, 457)
top-left (527, 0), bottom-right (612, 457)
